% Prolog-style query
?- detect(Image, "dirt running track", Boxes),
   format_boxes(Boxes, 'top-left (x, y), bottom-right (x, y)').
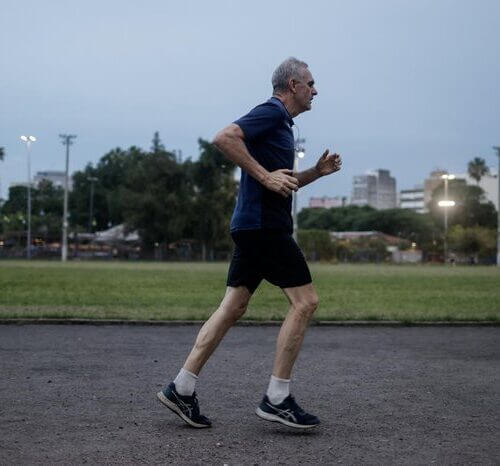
top-left (0, 325), bottom-right (498, 465)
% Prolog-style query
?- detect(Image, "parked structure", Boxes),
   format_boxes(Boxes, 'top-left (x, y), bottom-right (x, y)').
top-left (33, 170), bottom-right (73, 190)
top-left (308, 196), bottom-right (346, 208)
top-left (11, 170), bottom-right (74, 191)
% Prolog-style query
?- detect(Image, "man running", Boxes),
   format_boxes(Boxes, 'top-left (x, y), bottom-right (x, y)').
top-left (157, 57), bottom-right (342, 429)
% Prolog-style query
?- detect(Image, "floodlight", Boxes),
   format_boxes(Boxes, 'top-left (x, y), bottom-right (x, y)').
top-left (438, 200), bottom-right (455, 207)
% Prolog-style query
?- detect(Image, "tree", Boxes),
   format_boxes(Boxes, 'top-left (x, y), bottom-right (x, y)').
top-left (190, 139), bottom-right (237, 260)
top-left (151, 131), bottom-right (165, 154)
top-left (123, 149), bottom-right (193, 250)
top-left (430, 181), bottom-right (497, 229)
top-left (69, 146), bottom-right (146, 231)
top-left (298, 229), bottom-right (335, 261)
top-left (448, 225), bottom-right (496, 263)
top-left (1, 186), bottom-right (27, 215)
top-left (467, 157), bottom-right (489, 184)
top-left (0, 181), bottom-right (64, 242)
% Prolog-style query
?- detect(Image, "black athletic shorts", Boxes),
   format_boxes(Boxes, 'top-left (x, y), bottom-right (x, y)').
top-left (226, 229), bottom-right (312, 294)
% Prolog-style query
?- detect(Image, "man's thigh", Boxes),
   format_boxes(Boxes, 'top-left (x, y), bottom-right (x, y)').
top-left (262, 233), bottom-right (312, 290)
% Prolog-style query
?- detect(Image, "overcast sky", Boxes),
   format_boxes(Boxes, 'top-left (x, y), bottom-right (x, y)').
top-left (1, 0), bottom-right (499, 209)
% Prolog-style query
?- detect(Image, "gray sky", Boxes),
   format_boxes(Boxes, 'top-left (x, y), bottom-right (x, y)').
top-left (1, 0), bottom-right (499, 209)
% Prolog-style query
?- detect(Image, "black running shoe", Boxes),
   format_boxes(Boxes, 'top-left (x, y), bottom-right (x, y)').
top-left (157, 382), bottom-right (211, 428)
top-left (256, 394), bottom-right (320, 429)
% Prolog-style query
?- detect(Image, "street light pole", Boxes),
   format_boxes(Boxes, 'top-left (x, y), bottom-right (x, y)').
top-left (293, 137), bottom-right (305, 242)
top-left (493, 146), bottom-right (500, 266)
top-left (20, 135), bottom-right (36, 259)
top-left (59, 134), bottom-right (77, 262)
top-left (439, 174), bottom-right (455, 263)
top-left (87, 176), bottom-right (98, 233)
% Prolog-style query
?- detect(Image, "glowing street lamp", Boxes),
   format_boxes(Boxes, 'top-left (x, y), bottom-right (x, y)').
top-left (438, 200), bottom-right (456, 207)
top-left (439, 174), bottom-right (456, 263)
top-left (20, 135), bottom-right (36, 259)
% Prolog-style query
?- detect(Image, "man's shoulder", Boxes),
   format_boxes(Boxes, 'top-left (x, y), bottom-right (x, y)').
top-left (248, 97), bottom-right (287, 117)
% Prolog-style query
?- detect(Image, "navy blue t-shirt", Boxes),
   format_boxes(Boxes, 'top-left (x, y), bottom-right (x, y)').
top-left (230, 97), bottom-right (295, 234)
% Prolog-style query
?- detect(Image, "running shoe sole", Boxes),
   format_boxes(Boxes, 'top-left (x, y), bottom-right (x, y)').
top-left (255, 407), bottom-right (319, 429)
top-left (156, 391), bottom-right (211, 428)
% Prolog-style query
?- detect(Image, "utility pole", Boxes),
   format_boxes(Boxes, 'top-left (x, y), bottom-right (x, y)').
top-left (493, 146), bottom-right (500, 266)
top-left (87, 176), bottom-right (98, 232)
top-left (20, 136), bottom-right (36, 259)
top-left (59, 134), bottom-right (77, 262)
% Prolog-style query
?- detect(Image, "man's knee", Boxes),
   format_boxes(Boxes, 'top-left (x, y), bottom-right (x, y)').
top-left (293, 293), bottom-right (319, 318)
top-left (221, 290), bottom-right (250, 321)
top-left (225, 300), bottom-right (248, 321)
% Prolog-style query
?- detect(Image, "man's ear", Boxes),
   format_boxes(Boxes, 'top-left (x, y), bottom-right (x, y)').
top-left (288, 78), bottom-right (297, 94)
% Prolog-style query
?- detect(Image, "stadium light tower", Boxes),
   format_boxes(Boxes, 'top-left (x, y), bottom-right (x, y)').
top-left (493, 146), bottom-right (500, 266)
top-left (293, 137), bottom-right (306, 242)
top-left (20, 135), bottom-right (36, 259)
top-left (59, 134), bottom-right (77, 262)
top-left (438, 174), bottom-right (456, 263)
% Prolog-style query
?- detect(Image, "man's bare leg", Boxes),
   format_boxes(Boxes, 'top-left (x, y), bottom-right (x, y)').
top-left (272, 283), bottom-right (319, 379)
top-left (157, 286), bottom-right (251, 428)
top-left (183, 286), bottom-right (251, 375)
top-left (256, 283), bottom-right (320, 428)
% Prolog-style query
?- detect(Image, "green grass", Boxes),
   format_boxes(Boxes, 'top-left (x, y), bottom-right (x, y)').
top-left (0, 260), bottom-right (499, 321)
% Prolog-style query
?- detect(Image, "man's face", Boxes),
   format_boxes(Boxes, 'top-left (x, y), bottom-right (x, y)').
top-left (292, 69), bottom-right (317, 113)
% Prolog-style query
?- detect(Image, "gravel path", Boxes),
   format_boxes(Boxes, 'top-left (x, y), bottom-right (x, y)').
top-left (1, 325), bottom-right (499, 465)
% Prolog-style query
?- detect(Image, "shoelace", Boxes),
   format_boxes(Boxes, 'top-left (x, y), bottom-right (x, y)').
top-left (287, 396), bottom-right (306, 416)
top-left (187, 393), bottom-right (200, 415)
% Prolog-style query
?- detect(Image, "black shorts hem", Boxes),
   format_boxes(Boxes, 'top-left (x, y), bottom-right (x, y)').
top-left (226, 230), bottom-right (311, 294)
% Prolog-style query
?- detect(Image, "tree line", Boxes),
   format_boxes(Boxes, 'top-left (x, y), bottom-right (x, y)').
top-left (0, 141), bottom-right (497, 262)
top-left (298, 178), bottom-right (497, 262)
top-left (0, 133), bottom-right (237, 260)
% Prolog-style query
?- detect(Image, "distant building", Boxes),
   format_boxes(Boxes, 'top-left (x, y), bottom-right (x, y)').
top-left (351, 169), bottom-right (396, 209)
top-left (309, 196), bottom-right (347, 208)
top-left (423, 170), bottom-right (448, 208)
top-left (424, 168), bottom-right (498, 211)
top-left (399, 186), bottom-right (425, 213)
top-left (33, 171), bottom-right (72, 190)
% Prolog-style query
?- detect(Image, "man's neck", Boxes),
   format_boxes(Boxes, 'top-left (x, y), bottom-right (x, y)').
top-left (272, 93), bottom-right (300, 118)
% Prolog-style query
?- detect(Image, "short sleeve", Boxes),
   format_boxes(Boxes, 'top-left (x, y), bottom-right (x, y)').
top-left (233, 102), bottom-right (284, 141)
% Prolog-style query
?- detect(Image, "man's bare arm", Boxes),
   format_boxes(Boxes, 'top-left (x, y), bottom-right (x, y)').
top-left (295, 149), bottom-right (342, 188)
top-left (213, 124), bottom-right (299, 198)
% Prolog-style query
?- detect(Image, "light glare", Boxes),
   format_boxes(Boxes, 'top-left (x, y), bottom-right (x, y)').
top-left (438, 200), bottom-right (456, 207)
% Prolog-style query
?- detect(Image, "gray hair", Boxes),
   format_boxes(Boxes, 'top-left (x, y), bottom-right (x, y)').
top-left (272, 57), bottom-right (309, 92)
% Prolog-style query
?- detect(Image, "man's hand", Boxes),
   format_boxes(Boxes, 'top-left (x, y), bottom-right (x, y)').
top-left (263, 169), bottom-right (299, 198)
top-left (315, 149), bottom-right (342, 176)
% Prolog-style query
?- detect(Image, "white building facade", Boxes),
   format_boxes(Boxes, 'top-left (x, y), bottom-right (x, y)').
top-left (351, 169), bottom-right (397, 210)
top-left (399, 186), bottom-right (425, 213)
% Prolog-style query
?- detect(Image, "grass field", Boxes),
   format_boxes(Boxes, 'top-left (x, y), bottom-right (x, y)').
top-left (0, 260), bottom-right (499, 322)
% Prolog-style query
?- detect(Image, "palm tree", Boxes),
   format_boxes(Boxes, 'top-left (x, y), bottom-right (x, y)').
top-left (467, 157), bottom-right (489, 185)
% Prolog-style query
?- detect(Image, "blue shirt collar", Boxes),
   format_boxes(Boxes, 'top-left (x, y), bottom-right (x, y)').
top-left (270, 96), bottom-right (294, 127)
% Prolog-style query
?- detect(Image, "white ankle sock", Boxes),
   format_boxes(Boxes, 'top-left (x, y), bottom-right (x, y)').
top-left (266, 375), bottom-right (290, 405)
top-left (173, 368), bottom-right (198, 396)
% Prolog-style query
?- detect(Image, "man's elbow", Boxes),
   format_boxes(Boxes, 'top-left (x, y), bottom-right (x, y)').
top-left (212, 130), bottom-right (226, 150)
top-left (212, 124), bottom-right (243, 150)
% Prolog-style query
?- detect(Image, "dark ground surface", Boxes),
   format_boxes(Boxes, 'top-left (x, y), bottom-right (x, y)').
top-left (0, 325), bottom-right (499, 465)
